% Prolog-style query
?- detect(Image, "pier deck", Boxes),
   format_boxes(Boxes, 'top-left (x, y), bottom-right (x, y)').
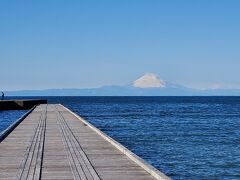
top-left (0, 104), bottom-right (168, 180)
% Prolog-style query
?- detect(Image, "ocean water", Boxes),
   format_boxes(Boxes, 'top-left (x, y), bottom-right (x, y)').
top-left (1, 96), bottom-right (240, 179)
top-left (0, 110), bottom-right (27, 133)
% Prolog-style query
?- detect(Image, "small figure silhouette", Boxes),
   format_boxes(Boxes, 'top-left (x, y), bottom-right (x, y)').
top-left (1, 92), bottom-right (4, 100)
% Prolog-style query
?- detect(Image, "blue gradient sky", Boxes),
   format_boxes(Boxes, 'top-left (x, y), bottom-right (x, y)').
top-left (1, 1), bottom-right (240, 90)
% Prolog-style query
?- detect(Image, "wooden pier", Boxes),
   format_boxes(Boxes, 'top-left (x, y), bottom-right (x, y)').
top-left (0, 104), bottom-right (169, 180)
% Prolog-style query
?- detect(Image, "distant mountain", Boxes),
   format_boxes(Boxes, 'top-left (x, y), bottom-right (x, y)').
top-left (132, 73), bottom-right (166, 88)
top-left (6, 73), bottom-right (240, 96)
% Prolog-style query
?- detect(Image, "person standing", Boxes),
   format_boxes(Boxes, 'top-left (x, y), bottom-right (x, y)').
top-left (1, 92), bottom-right (4, 100)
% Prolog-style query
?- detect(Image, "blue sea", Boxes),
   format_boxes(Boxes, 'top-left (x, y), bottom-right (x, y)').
top-left (1, 96), bottom-right (240, 179)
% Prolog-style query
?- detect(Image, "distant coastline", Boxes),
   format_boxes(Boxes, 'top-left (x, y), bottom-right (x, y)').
top-left (5, 87), bottom-right (240, 96)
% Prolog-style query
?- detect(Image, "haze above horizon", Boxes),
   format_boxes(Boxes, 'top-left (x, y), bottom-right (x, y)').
top-left (1, 1), bottom-right (240, 91)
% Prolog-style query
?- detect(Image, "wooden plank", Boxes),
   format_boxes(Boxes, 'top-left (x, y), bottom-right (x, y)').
top-left (41, 109), bottom-right (73, 180)
top-left (16, 105), bottom-right (47, 179)
top-left (56, 106), bottom-right (100, 180)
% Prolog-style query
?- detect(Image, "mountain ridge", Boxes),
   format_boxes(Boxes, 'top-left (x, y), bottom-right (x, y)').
top-left (5, 73), bottom-right (240, 96)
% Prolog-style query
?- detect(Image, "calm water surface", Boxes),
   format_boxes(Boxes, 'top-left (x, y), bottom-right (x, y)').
top-left (1, 96), bottom-right (240, 179)
top-left (0, 110), bottom-right (27, 133)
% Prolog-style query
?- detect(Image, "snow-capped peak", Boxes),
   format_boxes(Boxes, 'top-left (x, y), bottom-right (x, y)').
top-left (132, 73), bottom-right (166, 88)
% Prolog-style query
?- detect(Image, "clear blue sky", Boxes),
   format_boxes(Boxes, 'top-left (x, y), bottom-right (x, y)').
top-left (1, 0), bottom-right (240, 90)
